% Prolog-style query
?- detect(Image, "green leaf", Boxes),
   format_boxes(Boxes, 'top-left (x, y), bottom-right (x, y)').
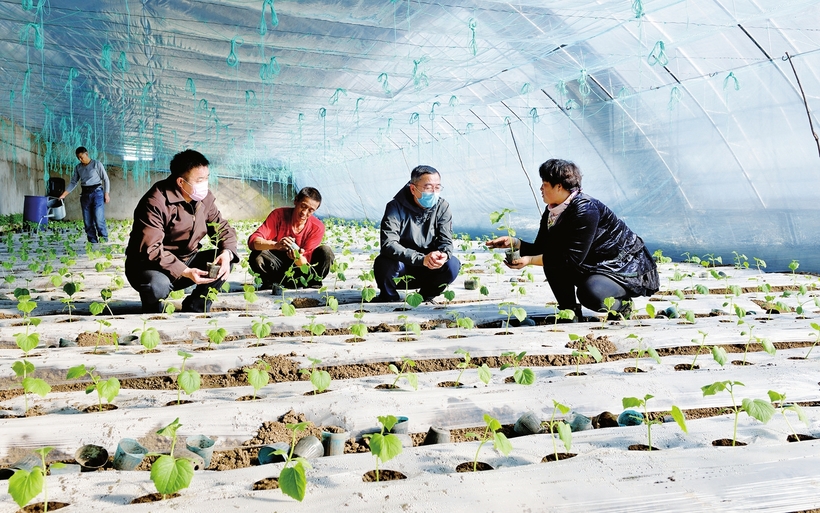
top-left (405, 373), bottom-right (419, 390)
top-left (622, 397), bottom-right (643, 409)
top-left (369, 433), bottom-right (403, 463)
top-left (362, 287), bottom-right (378, 303)
top-left (279, 462), bottom-right (307, 502)
top-left (140, 327), bottom-right (160, 350)
top-left (515, 368), bottom-right (536, 385)
top-left (22, 377), bottom-right (51, 397)
top-left (701, 381), bottom-right (728, 396)
top-left (760, 338), bottom-right (776, 356)
top-left (15, 332), bottom-right (39, 353)
top-left (742, 398), bottom-right (775, 424)
top-left (588, 346), bottom-right (603, 363)
top-left (245, 368), bottom-right (269, 391)
top-left (711, 346), bottom-right (728, 366)
top-left (492, 432), bottom-right (513, 456)
top-left (477, 364), bottom-right (492, 384)
top-left (647, 346), bottom-right (661, 364)
top-left (405, 292), bottom-right (423, 308)
top-left (150, 455), bottom-right (194, 495)
top-left (350, 323), bottom-right (367, 338)
top-left (479, 285), bottom-right (489, 296)
top-left (645, 303), bottom-right (655, 318)
top-left (511, 307), bottom-right (527, 322)
top-left (326, 296), bottom-right (339, 312)
top-left (8, 466), bottom-right (44, 508)
top-left (379, 415), bottom-right (398, 432)
top-left (178, 370), bottom-right (201, 396)
top-left (89, 302), bottom-right (105, 316)
top-left (156, 417), bottom-right (182, 439)
top-left (484, 414), bottom-right (501, 432)
top-left (767, 390), bottom-right (785, 403)
top-left (63, 282), bottom-right (78, 296)
top-left (311, 370), bottom-right (331, 393)
top-left (670, 405), bottom-right (688, 433)
top-left (66, 364), bottom-right (87, 380)
top-left (281, 302), bottom-right (296, 317)
top-left (12, 360), bottom-right (34, 377)
top-left (443, 290), bottom-right (455, 301)
top-left (252, 320), bottom-right (272, 339)
top-left (556, 422), bottom-right (572, 452)
top-left (98, 377), bottom-right (120, 403)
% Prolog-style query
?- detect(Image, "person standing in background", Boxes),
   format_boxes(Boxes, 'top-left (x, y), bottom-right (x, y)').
top-left (59, 146), bottom-right (110, 243)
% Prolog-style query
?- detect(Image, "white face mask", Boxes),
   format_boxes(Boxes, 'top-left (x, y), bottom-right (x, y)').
top-left (182, 178), bottom-right (208, 201)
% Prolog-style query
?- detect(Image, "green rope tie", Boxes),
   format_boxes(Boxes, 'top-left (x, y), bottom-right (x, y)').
top-left (468, 18), bottom-right (477, 56)
top-left (355, 97), bottom-right (363, 114)
top-left (667, 86), bottom-right (681, 110)
top-left (520, 82), bottom-right (531, 95)
top-left (259, 0), bottom-right (279, 36)
top-left (226, 37), bottom-right (244, 67)
top-left (318, 107), bottom-right (326, 119)
top-left (260, 56), bottom-right (280, 82)
top-left (578, 69), bottom-right (591, 97)
top-left (723, 71), bottom-right (740, 91)
top-left (429, 101), bottom-right (440, 120)
top-left (378, 72), bottom-right (391, 95)
top-left (412, 57), bottom-right (429, 89)
top-left (19, 23), bottom-right (43, 50)
top-left (565, 99), bottom-right (579, 110)
top-left (529, 107), bottom-right (539, 124)
top-left (648, 40), bottom-right (668, 66)
top-left (329, 88), bottom-right (347, 105)
top-left (117, 51), bottom-right (129, 72)
top-left (197, 99), bottom-right (208, 112)
top-left (84, 91), bottom-right (95, 108)
top-left (245, 90), bottom-right (256, 106)
top-left (632, 0), bottom-right (645, 19)
top-left (22, 0), bottom-right (34, 11)
top-left (186, 78), bottom-right (196, 96)
top-left (556, 80), bottom-right (568, 98)
top-left (449, 95), bottom-right (458, 108)
top-left (101, 44), bottom-right (112, 71)
top-left (409, 112), bottom-right (419, 124)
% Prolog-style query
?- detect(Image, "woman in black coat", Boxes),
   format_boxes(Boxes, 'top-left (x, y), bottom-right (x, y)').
top-left (487, 159), bottom-right (659, 320)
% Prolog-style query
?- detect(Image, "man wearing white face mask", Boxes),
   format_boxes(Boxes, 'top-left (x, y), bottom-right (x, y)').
top-left (125, 149), bottom-right (239, 313)
top-left (373, 165), bottom-right (460, 303)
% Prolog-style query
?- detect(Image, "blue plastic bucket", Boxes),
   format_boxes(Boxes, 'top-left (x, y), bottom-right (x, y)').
top-left (23, 195), bottom-right (49, 228)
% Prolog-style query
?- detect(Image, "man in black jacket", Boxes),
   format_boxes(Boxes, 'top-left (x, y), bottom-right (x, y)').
top-left (373, 165), bottom-right (461, 303)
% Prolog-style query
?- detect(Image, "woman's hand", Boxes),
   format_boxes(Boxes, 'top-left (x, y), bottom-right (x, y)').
top-left (505, 255), bottom-right (532, 270)
top-left (486, 236), bottom-right (515, 249)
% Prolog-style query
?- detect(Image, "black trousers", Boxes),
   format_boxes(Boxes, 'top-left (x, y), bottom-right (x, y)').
top-left (543, 263), bottom-right (631, 314)
top-left (249, 245), bottom-right (334, 288)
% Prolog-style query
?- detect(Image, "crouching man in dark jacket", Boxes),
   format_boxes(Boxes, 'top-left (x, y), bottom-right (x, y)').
top-left (373, 165), bottom-right (461, 303)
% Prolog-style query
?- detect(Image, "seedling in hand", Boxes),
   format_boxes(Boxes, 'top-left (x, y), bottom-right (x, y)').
top-left (701, 380), bottom-right (774, 446)
top-left (389, 357), bottom-right (418, 390)
top-left (273, 422), bottom-right (313, 501)
top-left (299, 357), bottom-right (331, 394)
top-left (150, 418), bottom-right (194, 499)
top-left (363, 415), bottom-right (403, 482)
top-left (466, 413), bottom-right (512, 471)
top-left (542, 400), bottom-right (572, 461)
top-left (167, 351), bottom-right (201, 404)
top-left (7, 447), bottom-right (64, 511)
top-left (767, 390), bottom-right (809, 441)
top-left (622, 395), bottom-right (687, 451)
top-left (67, 364), bottom-right (120, 412)
top-left (244, 359), bottom-right (271, 399)
top-left (500, 351), bottom-right (535, 385)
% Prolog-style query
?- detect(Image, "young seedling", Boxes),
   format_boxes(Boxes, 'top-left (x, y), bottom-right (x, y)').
top-left (205, 318), bottom-right (227, 349)
top-left (600, 296), bottom-right (620, 326)
top-left (393, 275), bottom-right (423, 308)
top-left (767, 390), bottom-right (809, 441)
top-left (12, 360), bottom-right (50, 415)
top-left (389, 357), bottom-right (418, 390)
top-left (805, 322), bottom-right (820, 359)
top-left (350, 287), bottom-right (378, 340)
top-left (161, 290), bottom-right (186, 315)
top-left (242, 283), bottom-right (258, 313)
top-left (7, 447), bottom-right (65, 512)
top-left (363, 415), bottom-right (403, 482)
top-left (498, 301), bottom-right (526, 335)
top-left (711, 345), bottom-right (729, 367)
top-left (452, 348), bottom-right (491, 385)
top-left (789, 259), bottom-right (800, 289)
top-left (552, 308), bottom-right (576, 326)
top-left (299, 357), bottom-right (331, 394)
top-left (88, 303), bottom-right (113, 353)
top-left (688, 330), bottom-right (709, 370)
top-left (466, 413), bottom-right (513, 472)
top-left (626, 334), bottom-right (661, 371)
top-left (274, 286), bottom-right (296, 317)
top-left (244, 359), bottom-right (271, 399)
top-left (397, 314), bottom-right (421, 338)
top-left (500, 351), bottom-right (536, 385)
top-left (701, 380), bottom-right (775, 446)
top-left (272, 422), bottom-right (313, 501)
top-left (14, 296), bottom-right (40, 356)
top-left (621, 395), bottom-right (687, 451)
top-left (251, 315), bottom-right (274, 344)
top-left (150, 418), bottom-right (194, 500)
top-left (318, 285), bottom-right (339, 313)
top-left (133, 317), bottom-right (161, 350)
top-left (542, 400), bottom-right (572, 462)
top-left (167, 351), bottom-right (201, 404)
top-left (732, 251), bottom-right (749, 270)
top-left (59, 280), bottom-right (78, 322)
top-left (66, 364), bottom-right (120, 412)
top-left (753, 257), bottom-right (767, 274)
top-left (302, 315), bottom-right (326, 343)
top-left (568, 333), bottom-right (603, 375)
top-left (489, 208), bottom-right (518, 263)
top-left (644, 303), bottom-right (656, 319)
top-left (448, 310), bottom-right (475, 338)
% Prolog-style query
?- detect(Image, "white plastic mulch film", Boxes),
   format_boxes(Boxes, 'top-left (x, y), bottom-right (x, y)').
top-left (0, 0), bottom-right (819, 269)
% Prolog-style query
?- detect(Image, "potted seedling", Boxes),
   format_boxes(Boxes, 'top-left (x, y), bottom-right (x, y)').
top-left (270, 422), bottom-right (313, 501)
top-left (167, 351), bottom-right (201, 405)
top-left (464, 413), bottom-right (513, 472)
top-left (7, 447), bottom-right (66, 512)
top-left (300, 357), bottom-right (331, 395)
top-left (621, 395), bottom-right (687, 451)
top-left (148, 418), bottom-right (194, 500)
top-left (489, 208), bottom-right (519, 264)
top-left (568, 333), bottom-right (603, 376)
top-left (701, 380), bottom-right (775, 446)
top-left (626, 334), bottom-right (661, 373)
top-left (767, 390), bottom-right (811, 442)
top-left (244, 359), bottom-right (271, 400)
top-left (542, 400), bottom-right (573, 462)
top-left (302, 315), bottom-right (326, 343)
top-left (66, 364), bottom-right (120, 412)
top-left (362, 415), bottom-right (404, 482)
top-left (205, 221), bottom-right (226, 279)
top-left (500, 351), bottom-right (535, 385)
top-left (386, 356), bottom-right (418, 390)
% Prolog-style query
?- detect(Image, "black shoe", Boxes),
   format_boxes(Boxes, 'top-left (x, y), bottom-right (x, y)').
top-left (422, 297), bottom-right (439, 305)
top-left (371, 294), bottom-right (400, 303)
top-left (181, 297), bottom-right (210, 313)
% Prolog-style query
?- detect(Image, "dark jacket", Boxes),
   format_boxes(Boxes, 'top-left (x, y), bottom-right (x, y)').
top-left (125, 177), bottom-right (238, 280)
top-left (379, 185), bottom-right (455, 266)
top-left (520, 193), bottom-right (659, 296)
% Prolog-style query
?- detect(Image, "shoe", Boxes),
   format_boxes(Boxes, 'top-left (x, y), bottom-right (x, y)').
top-left (271, 284), bottom-right (283, 296)
top-left (422, 296), bottom-right (439, 305)
top-left (371, 294), bottom-right (400, 303)
top-left (607, 302), bottom-right (632, 321)
top-left (181, 298), bottom-right (210, 313)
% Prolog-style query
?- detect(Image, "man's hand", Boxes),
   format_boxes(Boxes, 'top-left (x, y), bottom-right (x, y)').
top-left (423, 250), bottom-right (448, 269)
top-left (181, 266), bottom-right (215, 285)
top-left (104, 193), bottom-right (110, 204)
top-left (213, 249), bottom-right (233, 279)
